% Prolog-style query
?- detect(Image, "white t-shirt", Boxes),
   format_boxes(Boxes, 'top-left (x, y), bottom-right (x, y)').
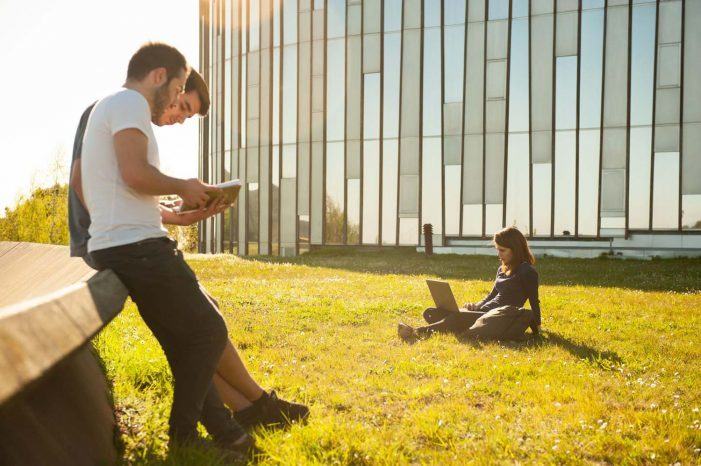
top-left (82, 88), bottom-right (167, 252)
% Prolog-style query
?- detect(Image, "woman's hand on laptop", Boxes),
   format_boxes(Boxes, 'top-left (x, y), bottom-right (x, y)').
top-left (464, 302), bottom-right (480, 311)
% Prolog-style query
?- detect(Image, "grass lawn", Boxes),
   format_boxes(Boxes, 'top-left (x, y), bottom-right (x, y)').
top-left (93, 248), bottom-right (701, 465)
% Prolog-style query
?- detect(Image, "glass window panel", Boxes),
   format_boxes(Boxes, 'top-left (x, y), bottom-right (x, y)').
top-left (462, 134), bottom-right (483, 204)
top-left (313, 9), bottom-right (325, 39)
top-left (399, 174), bottom-right (420, 216)
top-left (682, 195), bottom-right (701, 230)
top-left (300, 9), bottom-right (312, 42)
top-left (241, 55), bottom-right (247, 147)
top-left (578, 129), bottom-right (600, 235)
top-left (684, 1), bottom-right (701, 124)
top-left (325, 141), bottom-right (345, 243)
top-left (282, 45), bottom-right (297, 144)
top-left (326, 38), bottom-right (345, 141)
top-left (532, 163), bottom-right (552, 236)
top-left (444, 0), bottom-right (466, 26)
top-left (628, 127), bottom-right (652, 229)
top-left (363, 0), bottom-right (382, 33)
top-left (400, 137), bottom-right (420, 175)
top-left (248, 183), bottom-right (260, 252)
top-left (274, 0), bottom-right (281, 47)
top-left (652, 152), bottom-right (679, 229)
top-left (363, 140), bottom-right (380, 243)
top-left (630, 2), bottom-right (656, 126)
top-left (282, 144), bottom-right (297, 177)
top-left (555, 11), bottom-right (578, 57)
top-left (443, 135), bottom-right (462, 165)
top-left (485, 99), bottom-right (506, 134)
top-left (347, 179), bottom-right (361, 244)
top-left (487, 20), bottom-right (508, 60)
top-left (444, 165), bottom-right (461, 235)
top-left (603, 5), bottom-right (629, 129)
top-left (554, 131), bottom-right (576, 235)
top-left (556, 56), bottom-right (577, 130)
top-left (657, 44), bottom-right (681, 88)
top-left (462, 204), bottom-right (482, 236)
top-left (443, 102), bottom-right (463, 136)
top-left (579, 8), bottom-right (604, 129)
top-left (348, 4), bottom-right (361, 36)
top-left (486, 60), bottom-right (507, 100)
top-left (488, 0), bottom-right (509, 20)
top-left (655, 124), bottom-right (679, 152)
top-left (401, 29), bottom-right (422, 137)
top-left (327, 0), bottom-right (346, 38)
top-left (658, 0), bottom-right (681, 45)
top-left (272, 145), bottom-right (280, 254)
top-left (583, 0), bottom-right (605, 8)
top-left (508, 17), bottom-right (529, 133)
top-left (250, 0), bottom-right (260, 50)
top-left (557, 0), bottom-right (579, 11)
top-left (248, 85), bottom-right (260, 119)
top-left (363, 33), bottom-right (381, 74)
top-left (382, 139), bottom-right (399, 245)
top-left (283, 0), bottom-right (298, 44)
top-left (486, 204), bottom-right (504, 235)
top-left (422, 137), bottom-right (443, 233)
top-left (512, 0), bottom-right (529, 18)
top-left (384, 0), bottom-right (402, 32)
top-left (364, 73), bottom-right (381, 140)
top-left (422, 27), bottom-right (442, 137)
top-left (399, 218), bottom-right (419, 245)
top-left (311, 141), bottom-right (324, 243)
top-left (404, 0), bottom-right (421, 29)
top-left (424, 0), bottom-right (441, 28)
top-left (297, 143), bottom-right (310, 214)
top-left (682, 123), bottom-right (701, 194)
top-left (314, 0), bottom-right (324, 9)
top-left (602, 127), bottom-right (627, 169)
top-left (247, 142), bottom-right (259, 181)
top-left (225, 59), bottom-right (232, 152)
top-left (465, 21), bottom-right (485, 134)
top-left (600, 168), bottom-right (626, 215)
top-left (272, 49), bottom-right (280, 145)
top-left (655, 87), bottom-right (680, 125)
top-left (346, 140), bottom-right (361, 179)
top-left (280, 178), bottom-right (297, 252)
top-left (485, 133), bottom-right (505, 203)
top-left (468, 0), bottom-right (485, 22)
top-left (383, 32), bottom-right (402, 138)
top-left (346, 35), bottom-right (362, 140)
top-left (506, 133), bottom-right (530, 233)
top-left (444, 25), bottom-right (465, 103)
top-left (530, 13), bottom-right (553, 138)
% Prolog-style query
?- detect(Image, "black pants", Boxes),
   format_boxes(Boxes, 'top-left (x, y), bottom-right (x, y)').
top-left (90, 237), bottom-right (241, 444)
top-left (418, 307), bottom-right (485, 336)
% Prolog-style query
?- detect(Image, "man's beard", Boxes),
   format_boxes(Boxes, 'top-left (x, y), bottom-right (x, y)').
top-left (151, 84), bottom-right (170, 124)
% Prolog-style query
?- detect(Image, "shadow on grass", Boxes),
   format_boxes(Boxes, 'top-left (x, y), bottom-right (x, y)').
top-left (241, 246), bottom-right (701, 293)
top-left (458, 331), bottom-right (624, 370)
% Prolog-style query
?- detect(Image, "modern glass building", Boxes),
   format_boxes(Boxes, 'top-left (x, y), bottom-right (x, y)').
top-left (198, 0), bottom-right (701, 257)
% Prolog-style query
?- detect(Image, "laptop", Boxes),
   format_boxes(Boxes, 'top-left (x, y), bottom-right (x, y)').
top-left (426, 280), bottom-right (460, 312)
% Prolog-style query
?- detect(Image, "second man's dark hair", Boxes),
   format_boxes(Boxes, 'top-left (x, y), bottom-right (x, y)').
top-left (127, 42), bottom-right (188, 82)
top-left (185, 70), bottom-right (210, 116)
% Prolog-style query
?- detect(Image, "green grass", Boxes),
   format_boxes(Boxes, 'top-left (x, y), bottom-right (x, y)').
top-left (93, 248), bottom-right (701, 465)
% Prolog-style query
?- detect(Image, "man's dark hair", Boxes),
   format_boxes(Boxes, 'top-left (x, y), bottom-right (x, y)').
top-left (127, 42), bottom-right (188, 82)
top-left (185, 70), bottom-right (210, 116)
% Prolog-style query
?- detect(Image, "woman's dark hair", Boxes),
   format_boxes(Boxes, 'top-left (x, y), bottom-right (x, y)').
top-left (127, 42), bottom-right (188, 82)
top-left (493, 226), bottom-right (535, 275)
top-left (185, 70), bottom-right (210, 116)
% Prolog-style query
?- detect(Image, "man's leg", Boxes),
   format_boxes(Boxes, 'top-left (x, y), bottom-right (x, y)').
top-left (91, 239), bottom-right (243, 443)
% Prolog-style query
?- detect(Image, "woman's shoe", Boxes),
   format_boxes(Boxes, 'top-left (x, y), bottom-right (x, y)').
top-left (234, 391), bottom-right (309, 430)
top-left (398, 322), bottom-right (419, 343)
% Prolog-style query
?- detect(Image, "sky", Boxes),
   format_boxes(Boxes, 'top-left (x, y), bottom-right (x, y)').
top-left (0, 0), bottom-right (200, 213)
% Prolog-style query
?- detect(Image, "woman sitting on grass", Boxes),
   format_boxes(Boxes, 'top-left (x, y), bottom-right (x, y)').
top-left (398, 226), bottom-right (541, 341)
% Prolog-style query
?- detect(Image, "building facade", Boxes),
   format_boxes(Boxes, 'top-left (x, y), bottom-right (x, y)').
top-left (198, 0), bottom-right (701, 257)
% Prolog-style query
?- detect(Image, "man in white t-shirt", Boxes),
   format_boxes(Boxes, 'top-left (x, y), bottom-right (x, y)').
top-left (81, 43), bottom-right (251, 456)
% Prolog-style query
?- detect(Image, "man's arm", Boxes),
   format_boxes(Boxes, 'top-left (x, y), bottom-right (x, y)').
top-left (159, 198), bottom-right (229, 226)
top-left (114, 128), bottom-right (215, 209)
top-left (69, 163), bottom-right (86, 208)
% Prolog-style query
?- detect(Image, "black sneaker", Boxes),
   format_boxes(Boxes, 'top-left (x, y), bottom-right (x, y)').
top-left (235, 391), bottom-right (310, 430)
